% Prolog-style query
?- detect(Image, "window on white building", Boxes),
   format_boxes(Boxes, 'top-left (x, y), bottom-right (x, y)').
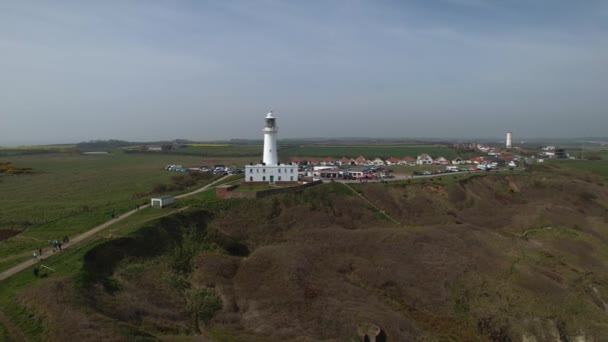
top-left (263, 169), bottom-right (266, 173)
top-left (250, 176), bottom-right (253, 181)
top-left (263, 176), bottom-right (266, 181)
top-left (290, 176), bottom-right (294, 181)
top-left (278, 176), bottom-right (281, 181)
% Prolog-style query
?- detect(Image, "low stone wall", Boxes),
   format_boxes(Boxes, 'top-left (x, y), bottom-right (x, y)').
top-left (220, 180), bottom-right (323, 199)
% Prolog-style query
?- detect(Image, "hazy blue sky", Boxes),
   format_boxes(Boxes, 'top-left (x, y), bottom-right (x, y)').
top-left (1, 1), bottom-right (607, 145)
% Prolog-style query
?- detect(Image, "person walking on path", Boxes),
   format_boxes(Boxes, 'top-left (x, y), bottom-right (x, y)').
top-left (38, 247), bottom-right (42, 256)
top-left (32, 252), bottom-right (38, 261)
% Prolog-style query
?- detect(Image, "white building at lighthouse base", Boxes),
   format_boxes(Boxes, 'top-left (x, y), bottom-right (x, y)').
top-left (244, 164), bottom-right (298, 184)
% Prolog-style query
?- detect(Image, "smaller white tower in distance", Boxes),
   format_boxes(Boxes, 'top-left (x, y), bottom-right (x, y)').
top-left (263, 111), bottom-right (278, 165)
top-left (506, 132), bottom-right (513, 149)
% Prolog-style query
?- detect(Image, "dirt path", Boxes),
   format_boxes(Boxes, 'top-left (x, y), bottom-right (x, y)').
top-left (0, 175), bottom-right (230, 282)
top-left (341, 183), bottom-right (401, 225)
top-left (509, 226), bottom-right (554, 238)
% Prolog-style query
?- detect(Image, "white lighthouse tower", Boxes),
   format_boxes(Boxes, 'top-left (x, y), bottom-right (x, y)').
top-left (263, 111), bottom-right (278, 165)
top-left (506, 132), bottom-right (513, 149)
top-left (244, 111), bottom-right (298, 184)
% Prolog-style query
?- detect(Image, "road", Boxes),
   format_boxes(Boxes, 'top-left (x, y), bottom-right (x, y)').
top-left (320, 168), bottom-right (520, 184)
top-left (0, 175), bottom-right (231, 282)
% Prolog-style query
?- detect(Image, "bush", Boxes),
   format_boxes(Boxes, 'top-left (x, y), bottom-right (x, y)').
top-left (186, 287), bottom-right (222, 328)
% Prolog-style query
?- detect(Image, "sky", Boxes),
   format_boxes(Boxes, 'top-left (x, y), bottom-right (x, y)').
top-left (1, 0), bottom-right (607, 145)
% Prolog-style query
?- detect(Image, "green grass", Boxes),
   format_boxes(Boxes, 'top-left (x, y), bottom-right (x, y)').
top-left (545, 159), bottom-right (608, 179)
top-left (323, 182), bottom-right (354, 196)
top-left (177, 144), bottom-right (262, 157)
top-left (278, 143), bottom-right (456, 159)
top-left (235, 184), bottom-right (288, 191)
top-left (0, 207), bottom-right (186, 341)
top-left (136, 143), bottom-right (457, 161)
top-left (0, 151), bottom-right (228, 268)
top-left (216, 174), bottom-right (245, 185)
top-left (182, 188), bottom-right (218, 202)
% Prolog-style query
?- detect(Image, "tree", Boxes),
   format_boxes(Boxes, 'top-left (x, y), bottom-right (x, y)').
top-left (185, 287), bottom-right (222, 331)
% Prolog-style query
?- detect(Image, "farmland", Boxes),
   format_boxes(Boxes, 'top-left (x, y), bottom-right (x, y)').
top-left (0, 151), bottom-right (247, 269)
top-left (141, 142), bottom-right (457, 160)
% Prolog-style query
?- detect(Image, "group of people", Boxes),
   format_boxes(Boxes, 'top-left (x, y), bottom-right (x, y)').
top-left (33, 236), bottom-right (70, 261)
top-left (50, 236), bottom-right (70, 252)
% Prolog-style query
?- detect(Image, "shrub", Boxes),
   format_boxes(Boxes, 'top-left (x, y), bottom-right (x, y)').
top-left (186, 287), bottom-right (222, 330)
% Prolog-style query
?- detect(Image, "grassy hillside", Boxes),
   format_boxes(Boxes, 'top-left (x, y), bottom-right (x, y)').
top-left (0, 151), bottom-right (234, 270)
top-left (2, 161), bottom-right (608, 341)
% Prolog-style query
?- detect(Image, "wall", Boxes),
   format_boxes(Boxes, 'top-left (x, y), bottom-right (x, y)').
top-left (220, 180), bottom-right (322, 199)
top-left (244, 164), bottom-right (298, 183)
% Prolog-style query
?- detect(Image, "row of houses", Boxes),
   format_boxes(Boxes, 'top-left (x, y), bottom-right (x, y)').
top-left (290, 155), bottom-right (462, 167)
top-left (290, 152), bottom-right (516, 167)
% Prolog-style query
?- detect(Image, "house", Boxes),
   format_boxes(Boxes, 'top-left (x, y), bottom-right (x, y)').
top-left (401, 156), bottom-right (416, 166)
top-left (355, 156), bottom-right (368, 165)
top-left (290, 157), bottom-right (302, 165)
top-left (321, 157), bottom-right (335, 166)
top-left (338, 157), bottom-right (353, 166)
top-left (385, 157), bottom-right (401, 166)
top-left (416, 154), bottom-right (433, 165)
top-left (469, 156), bottom-right (486, 164)
top-left (306, 157), bottom-right (319, 166)
top-left (371, 157), bottom-right (385, 166)
top-left (346, 167), bottom-right (369, 179)
top-left (434, 156), bottom-right (449, 165)
top-left (451, 157), bottom-right (463, 164)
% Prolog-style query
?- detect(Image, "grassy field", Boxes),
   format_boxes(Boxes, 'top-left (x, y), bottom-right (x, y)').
top-left (279, 143), bottom-right (456, 159)
top-left (0, 206), bottom-right (188, 341)
top-left (545, 159), bottom-right (608, 179)
top-left (151, 143), bottom-right (457, 161)
top-left (0, 151), bottom-right (247, 268)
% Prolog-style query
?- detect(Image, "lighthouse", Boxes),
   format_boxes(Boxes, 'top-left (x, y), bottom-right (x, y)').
top-left (506, 132), bottom-right (513, 149)
top-left (263, 111), bottom-right (278, 165)
top-left (244, 111), bottom-right (298, 184)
